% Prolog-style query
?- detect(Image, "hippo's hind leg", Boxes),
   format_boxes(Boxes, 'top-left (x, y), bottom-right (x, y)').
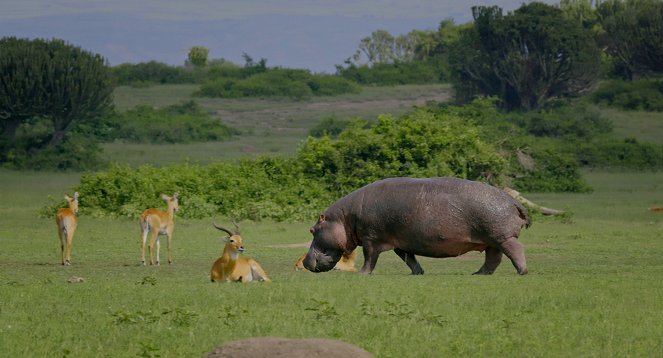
top-left (394, 248), bottom-right (424, 275)
top-left (498, 237), bottom-right (528, 275)
top-left (473, 246), bottom-right (503, 275)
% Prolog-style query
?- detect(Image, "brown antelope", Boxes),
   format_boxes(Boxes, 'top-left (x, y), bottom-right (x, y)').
top-left (55, 192), bottom-right (79, 266)
top-left (139, 192), bottom-right (179, 266)
top-left (294, 249), bottom-right (357, 272)
top-left (210, 223), bottom-right (271, 283)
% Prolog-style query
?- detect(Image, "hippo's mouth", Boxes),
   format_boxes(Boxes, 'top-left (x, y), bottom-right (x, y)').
top-left (303, 247), bottom-right (337, 273)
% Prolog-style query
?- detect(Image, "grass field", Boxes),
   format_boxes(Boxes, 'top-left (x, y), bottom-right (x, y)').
top-left (1, 169), bottom-right (662, 357)
top-left (2, 84), bottom-right (663, 357)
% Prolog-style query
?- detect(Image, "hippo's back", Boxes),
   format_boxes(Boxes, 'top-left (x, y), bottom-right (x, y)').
top-left (330, 177), bottom-right (528, 247)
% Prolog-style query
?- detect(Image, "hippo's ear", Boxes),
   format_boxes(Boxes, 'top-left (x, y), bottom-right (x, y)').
top-left (319, 214), bottom-right (326, 223)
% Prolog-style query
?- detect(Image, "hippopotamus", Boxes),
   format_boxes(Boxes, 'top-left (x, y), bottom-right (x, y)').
top-left (303, 177), bottom-right (531, 275)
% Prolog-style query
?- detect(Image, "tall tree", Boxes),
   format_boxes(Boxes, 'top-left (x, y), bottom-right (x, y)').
top-left (448, 3), bottom-right (601, 110)
top-left (0, 37), bottom-right (113, 167)
top-left (597, 0), bottom-right (663, 79)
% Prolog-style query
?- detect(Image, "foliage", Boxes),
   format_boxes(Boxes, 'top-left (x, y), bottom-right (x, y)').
top-left (61, 159), bottom-right (334, 221)
top-left (575, 137), bottom-right (663, 169)
top-left (111, 61), bottom-right (194, 86)
top-left (336, 61), bottom-right (442, 85)
top-left (348, 29), bottom-right (426, 65)
top-left (597, 0), bottom-right (663, 79)
top-left (508, 103), bottom-right (613, 138)
top-left (0, 37), bottom-right (113, 170)
top-left (308, 116), bottom-right (350, 138)
top-left (296, 108), bottom-right (507, 192)
top-left (591, 79), bottom-right (663, 111)
top-left (195, 68), bottom-right (360, 99)
top-left (430, 99), bottom-right (593, 192)
top-left (187, 46), bottom-right (209, 67)
top-left (448, 3), bottom-right (601, 110)
top-left (104, 100), bottom-right (238, 143)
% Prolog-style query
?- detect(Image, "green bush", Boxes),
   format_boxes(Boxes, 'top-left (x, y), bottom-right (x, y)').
top-left (296, 109), bottom-right (507, 192)
top-left (308, 116), bottom-right (351, 138)
top-left (508, 104), bottom-right (613, 139)
top-left (105, 101), bottom-right (238, 143)
top-left (337, 61), bottom-right (443, 85)
top-left (196, 69), bottom-right (360, 99)
top-left (47, 160), bottom-right (334, 221)
top-left (575, 138), bottom-right (663, 170)
top-left (591, 79), bottom-right (663, 111)
top-left (111, 61), bottom-right (193, 85)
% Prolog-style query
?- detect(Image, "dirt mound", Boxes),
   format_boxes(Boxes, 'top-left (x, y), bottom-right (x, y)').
top-left (204, 337), bottom-right (373, 358)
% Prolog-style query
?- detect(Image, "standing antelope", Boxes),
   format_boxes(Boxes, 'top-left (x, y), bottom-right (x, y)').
top-left (210, 223), bottom-right (271, 283)
top-left (56, 192), bottom-right (79, 266)
top-left (139, 192), bottom-right (179, 265)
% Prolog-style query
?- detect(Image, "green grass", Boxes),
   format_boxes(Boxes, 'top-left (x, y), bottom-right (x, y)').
top-left (597, 107), bottom-right (663, 145)
top-left (1, 169), bottom-right (663, 357)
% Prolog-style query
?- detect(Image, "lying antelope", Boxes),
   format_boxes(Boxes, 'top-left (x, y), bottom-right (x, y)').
top-left (294, 248), bottom-right (357, 272)
top-left (139, 192), bottom-right (179, 265)
top-left (210, 223), bottom-right (271, 283)
top-left (55, 192), bottom-right (79, 266)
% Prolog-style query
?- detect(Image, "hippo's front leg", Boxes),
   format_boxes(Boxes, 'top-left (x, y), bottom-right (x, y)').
top-left (359, 242), bottom-right (381, 274)
top-left (394, 248), bottom-right (424, 275)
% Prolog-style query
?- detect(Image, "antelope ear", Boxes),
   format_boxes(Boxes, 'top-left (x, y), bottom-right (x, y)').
top-left (220, 236), bottom-right (230, 243)
top-left (73, 192), bottom-right (79, 200)
top-left (172, 192), bottom-right (179, 199)
top-left (319, 214), bottom-right (326, 223)
top-left (64, 195), bottom-right (71, 201)
top-left (160, 193), bottom-right (169, 200)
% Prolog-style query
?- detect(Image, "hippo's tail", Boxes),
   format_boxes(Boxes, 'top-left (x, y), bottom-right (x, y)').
top-left (514, 200), bottom-right (531, 229)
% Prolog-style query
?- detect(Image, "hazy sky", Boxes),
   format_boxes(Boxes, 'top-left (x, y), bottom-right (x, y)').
top-left (1, 0), bottom-right (558, 72)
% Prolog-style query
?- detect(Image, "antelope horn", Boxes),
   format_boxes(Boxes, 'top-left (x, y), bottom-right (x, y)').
top-left (232, 221), bottom-right (240, 235)
top-left (213, 223), bottom-right (233, 237)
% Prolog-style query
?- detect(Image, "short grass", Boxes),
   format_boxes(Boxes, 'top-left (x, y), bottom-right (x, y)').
top-left (1, 169), bottom-right (663, 357)
top-left (597, 107), bottom-right (663, 145)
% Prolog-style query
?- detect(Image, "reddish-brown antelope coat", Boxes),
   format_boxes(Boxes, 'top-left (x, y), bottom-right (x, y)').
top-left (139, 193), bottom-right (179, 265)
top-left (55, 192), bottom-right (79, 266)
top-left (210, 223), bottom-right (271, 283)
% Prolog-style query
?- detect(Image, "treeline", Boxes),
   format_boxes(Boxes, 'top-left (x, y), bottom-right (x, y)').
top-left (110, 0), bottom-right (663, 110)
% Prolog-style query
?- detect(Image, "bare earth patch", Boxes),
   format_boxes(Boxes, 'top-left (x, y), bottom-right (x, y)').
top-left (204, 337), bottom-right (373, 358)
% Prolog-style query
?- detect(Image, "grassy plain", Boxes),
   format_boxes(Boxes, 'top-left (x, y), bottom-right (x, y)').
top-left (1, 170), bottom-right (662, 357)
top-left (2, 84), bottom-right (663, 357)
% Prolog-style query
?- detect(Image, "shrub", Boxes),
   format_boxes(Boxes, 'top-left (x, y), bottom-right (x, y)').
top-left (296, 109), bottom-right (507, 192)
top-left (508, 104), bottom-right (613, 139)
top-left (111, 61), bottom-right (193, 85)
top-left (309, 116), bottom-right (351, 138)
top-left (196, 69), bottom-right (360, 99)
top-left (337, 61), bottom-right (442, 85)
top-left (591, 79), bottom-right (663, 111)
top-left (45, 159), bottom-right (334, 221)
top-left (105, 101), bottom-right (238, 143)
top-left (575, 138), bottom-right (663, 170)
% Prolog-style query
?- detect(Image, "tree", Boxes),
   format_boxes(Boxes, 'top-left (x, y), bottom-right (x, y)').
top-left (448, 3), bottom-right (601, 110)
top-left (187, 46), bottom-right (209, 67)
top-left (0, 37), bottom-right (113, 169)
top-left (597, 0), bottom-right (663, 79)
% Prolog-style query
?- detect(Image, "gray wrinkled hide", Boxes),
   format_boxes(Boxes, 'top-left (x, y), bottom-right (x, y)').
top-left (304, 177), bottom-right (530, 275)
